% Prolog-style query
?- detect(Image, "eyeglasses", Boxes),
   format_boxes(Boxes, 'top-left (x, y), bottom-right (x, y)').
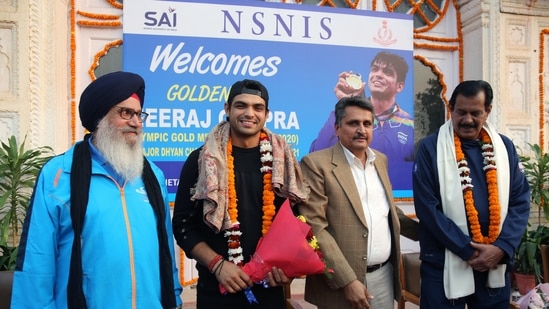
top-left (114, 107), bottom-right (149, 122)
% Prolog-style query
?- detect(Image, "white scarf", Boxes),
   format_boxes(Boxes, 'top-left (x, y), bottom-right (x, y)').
top-left (436, 120), bottom-right (510, 299)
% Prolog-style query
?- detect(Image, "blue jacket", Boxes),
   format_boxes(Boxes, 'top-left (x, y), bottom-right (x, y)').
top-left (413, 132), bottom-right (530, 268)
top-left (11, 140), bottom-right (182, 309)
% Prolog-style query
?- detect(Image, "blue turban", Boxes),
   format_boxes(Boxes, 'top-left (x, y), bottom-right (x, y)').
top-left (79, 71), bottom-right (145, 132)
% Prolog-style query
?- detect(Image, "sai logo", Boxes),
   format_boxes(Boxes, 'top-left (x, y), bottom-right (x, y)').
top-left (144, 7), bottom-right (177, 27)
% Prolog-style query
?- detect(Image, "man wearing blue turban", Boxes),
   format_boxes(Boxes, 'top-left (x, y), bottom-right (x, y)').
top-left (11, 71), bottom-right (183, 309)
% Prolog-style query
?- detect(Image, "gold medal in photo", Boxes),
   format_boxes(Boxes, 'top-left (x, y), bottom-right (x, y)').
top-left (346, 73), bottom-right (362, 90)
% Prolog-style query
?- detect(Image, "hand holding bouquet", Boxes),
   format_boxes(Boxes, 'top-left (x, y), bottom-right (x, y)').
top-left (219, 199), bottom-right (332, 298)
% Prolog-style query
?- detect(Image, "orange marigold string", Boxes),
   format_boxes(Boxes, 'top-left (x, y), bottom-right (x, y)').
top-left (414, 33), bottom-right (460, 43)
top-left (106, 0), bottom-right (123, 9)
top-left (70, 0), bottom-right (76, 143)
top-left (539, 29), bottom-right (548, 148)
top-left (259, 132), bottom-right (276, 235)
top-left (454, 0), bottom-right (464, 82)
top-left (454, 129), bottom-right (501, 244)
top-left (76, 20), bottom-right (122, 27)
top-left (76, 10), bottom-right (120, 20)
top-left (88, 39), bottom-right (123, 80)
top-left (226, 131), bottom-right (275, 266)
top-left (414, 43), bottom-right (459, 51)
top-left (414, 54), bottom-right (450, 117)
top-left (343, 0), bottom-right (360, 9)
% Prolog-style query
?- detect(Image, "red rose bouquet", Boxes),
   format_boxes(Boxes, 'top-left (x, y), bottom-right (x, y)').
top-left (220, 199), bottom-right (332, 297)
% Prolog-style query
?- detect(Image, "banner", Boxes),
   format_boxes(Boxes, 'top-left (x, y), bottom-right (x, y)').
top-left (123, 0), bottom-right (414, 199)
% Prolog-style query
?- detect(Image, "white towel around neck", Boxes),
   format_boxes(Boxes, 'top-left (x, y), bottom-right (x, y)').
top-left (436, 120), bottom-right (510, 299)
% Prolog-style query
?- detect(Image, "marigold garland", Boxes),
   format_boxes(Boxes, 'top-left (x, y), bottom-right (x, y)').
top-left (259, 133), bottom-right (276, 235)
top-left (454, 0), bottom-right (464, 82)
top-left (414, 43), bottom-right (459, 51)
top-left (414, 34), bottom-right (460, 43)
top-left (226, 131), bottom-right (275, 266)
top-left (88, 39), bottom-right (123, 80)
top-left (70, 0), bottom-right (76, 143)
top-left (76, 20), bottom-right (122, 27)
top-left (539, 29), bottom-right (548, 149)
top-left (383, 0), bottom-right (448, 33)
top-left (454, 129), bottom-right (501, 244)
top-left (106, 0), bottom-right (123, 9)
top-left (343, 0), bottom-right (360, 9)
top-left (76, 10), bottom-right (120, 20)
top-left (414, 54), bottom-right (450, 117)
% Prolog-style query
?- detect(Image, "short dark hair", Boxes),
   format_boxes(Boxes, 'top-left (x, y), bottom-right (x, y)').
top-left (227, 79), bottom-right (269, 109)
top-left (449, 80), bottom-right (493, 110)
top-left (371, 51), bottom-right (409, 83)
top-left (334, 96), bottom-right (374, 127)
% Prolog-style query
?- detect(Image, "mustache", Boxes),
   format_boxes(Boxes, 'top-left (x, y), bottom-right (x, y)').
top-left (121, 127), bottom-right (140, 134)
top-left (459, 123), bottom-right (477, 129)
top-left (353, 134), bottom-right (368, 140)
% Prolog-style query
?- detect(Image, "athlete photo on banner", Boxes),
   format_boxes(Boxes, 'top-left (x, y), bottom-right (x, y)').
top-left (122, 0), bottom-right (414, 198)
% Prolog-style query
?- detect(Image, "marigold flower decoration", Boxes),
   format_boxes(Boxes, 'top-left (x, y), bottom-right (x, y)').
top-left (297, 215), bottom-right (334, 278)
top-left (259, 133), bottom-right (276, 235)
top-left (454, 129), bottom-right (501, 244)
top-left (226, 131), bottom-right (275, 266)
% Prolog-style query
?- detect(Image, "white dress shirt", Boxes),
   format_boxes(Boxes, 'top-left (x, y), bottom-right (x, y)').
top-left (341, 144), bottom-right (391, 265)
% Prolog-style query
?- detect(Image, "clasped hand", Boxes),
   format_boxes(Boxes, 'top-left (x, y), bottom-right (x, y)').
top-left (467, 242), bottom-right (505, 272)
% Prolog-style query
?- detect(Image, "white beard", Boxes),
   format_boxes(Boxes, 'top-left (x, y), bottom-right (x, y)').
top-left (94, 118), bottom-right (144, 182)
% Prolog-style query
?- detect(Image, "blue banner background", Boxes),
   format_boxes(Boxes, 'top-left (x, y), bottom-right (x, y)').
top-left (123, 0), bottom-right (413, 199)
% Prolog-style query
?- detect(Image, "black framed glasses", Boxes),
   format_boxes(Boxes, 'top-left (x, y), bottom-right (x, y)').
top-left (114, 107), bottom-right (149, 122)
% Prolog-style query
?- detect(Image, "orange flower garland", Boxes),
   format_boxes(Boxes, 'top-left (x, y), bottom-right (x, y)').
top-left (76, 20), bottom-right (122, 27)
top-left (76, 10), bottom-right (120, 19)
top-left (88, 39), bottom-right (123, 80)
top-left (226, 131), bottom-right (275, 266)
top-left (539, 29), bottom-right (548, 150)
top-left (259, 133), bottom-right (276, 235)
top-left (70, 0), bottom-right (76, 142)
top-left (106, 0), bottom-right (123, 9)
top-left (454, 129), bottom-right (501, 244)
